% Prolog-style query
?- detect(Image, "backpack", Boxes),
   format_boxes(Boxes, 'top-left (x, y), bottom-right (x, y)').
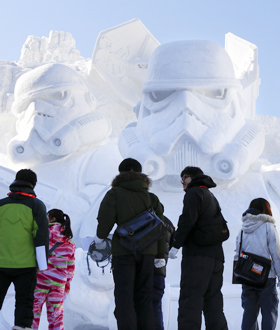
top-left (191, 193), bottom-right (229, 246)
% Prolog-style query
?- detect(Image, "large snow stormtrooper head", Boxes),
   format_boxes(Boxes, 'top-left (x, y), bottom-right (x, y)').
top-left (119, 35), bottom-right (265, 182)
top-left (8, 63), bottom-right (111, 163)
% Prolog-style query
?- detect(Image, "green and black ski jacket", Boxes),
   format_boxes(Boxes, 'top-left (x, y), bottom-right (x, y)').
top-left (0, 179), bottom-right (49, 268)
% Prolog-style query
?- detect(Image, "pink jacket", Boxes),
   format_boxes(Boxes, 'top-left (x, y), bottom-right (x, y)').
top-left (37, 223), bottom-right (76, 295)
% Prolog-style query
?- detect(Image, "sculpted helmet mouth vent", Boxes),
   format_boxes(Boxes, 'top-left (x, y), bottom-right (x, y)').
top-left (184, 108), bottom-right (208, 127)
top-left (37, 112), bottom-right (53, 118)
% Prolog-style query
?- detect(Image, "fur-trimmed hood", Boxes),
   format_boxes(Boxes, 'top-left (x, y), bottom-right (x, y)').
top-left (242, 213), bottom-right (275, 234)
top-left (112, 171), bottom-right (151, 188)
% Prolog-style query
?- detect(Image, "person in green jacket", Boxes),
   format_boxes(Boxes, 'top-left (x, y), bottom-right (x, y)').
top-left (0, 169), bottom-right (49, 330)
top-left (94, 158), bottom-right (165, 330)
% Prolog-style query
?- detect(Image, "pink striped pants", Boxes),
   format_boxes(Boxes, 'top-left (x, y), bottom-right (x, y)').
top-left (32, 282), bottom-right (65, 330)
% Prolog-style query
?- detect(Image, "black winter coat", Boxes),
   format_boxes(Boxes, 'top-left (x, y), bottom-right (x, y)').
top-left (172, 174), bottom-right (224, 262)
top-left (154, 215), bottom-right (175, 277)
top-left (97, 171), bottom-right (165, 257)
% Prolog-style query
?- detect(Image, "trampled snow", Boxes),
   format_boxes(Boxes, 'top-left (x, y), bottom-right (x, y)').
top-left (1, 19), bottom-right (280, 329)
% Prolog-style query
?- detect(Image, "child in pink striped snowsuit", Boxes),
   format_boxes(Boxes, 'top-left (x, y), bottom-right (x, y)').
top-left (32, 209), bottom-right (76, 330)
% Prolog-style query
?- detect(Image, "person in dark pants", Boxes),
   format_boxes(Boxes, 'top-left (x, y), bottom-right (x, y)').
top-left (234, 198), bottom-right (280, 330)
top-left (95, 158), bottom-right (165, 330)
top-left (153, 216), bottom-right (175, 330)
top-left (0, 169), bottom-right (49, 330)
top-left (242, 279), bottom-right (278, 330)
top-left (169, 166), bottom-right (228, 330)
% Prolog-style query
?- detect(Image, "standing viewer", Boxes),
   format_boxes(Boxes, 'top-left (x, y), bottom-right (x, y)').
top-left (153, 216), bottom-right (175, 330)
top-left (32, 209), bottom-right (76, 330)
top-left (169, 166), bottom-right (228, 330)
top-left (95, 158), bottom-right (165, 330)
top-left (0, 169), bottom-right (49, 330)
top-left (234, 198), bottom-right (280, 330)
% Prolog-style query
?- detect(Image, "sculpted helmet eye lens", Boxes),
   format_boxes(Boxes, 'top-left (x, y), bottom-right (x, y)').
top-left (51, 91), bottom-right (68, 100)
top-left (45, 91), bottom-right (68, 101)
top-left (149, 90), bottom-right (176, 102)
top-left (40, 91), bottom-right (70, 104)
top-left (194, 88), bottom-right (227, 99)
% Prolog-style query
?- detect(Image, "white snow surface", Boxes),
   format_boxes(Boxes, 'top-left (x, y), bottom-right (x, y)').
top-left (1, 19), bottom-right (280, 329)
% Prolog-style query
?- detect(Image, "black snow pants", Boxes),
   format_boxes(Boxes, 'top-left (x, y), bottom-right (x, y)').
top-left (178, 255), bottom-right (228, 330)
top-left (0, 267), bottom-right (37, 328)
top-left (112, 254), bottom-right (155, 330)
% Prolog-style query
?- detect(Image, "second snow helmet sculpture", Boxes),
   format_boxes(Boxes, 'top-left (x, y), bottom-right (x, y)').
top-left (118, 39), bottom-right (265, 181)
top-left (87, 238), bottom-right (112, 275)
top-left (8, 63), bottom-right (112, 163)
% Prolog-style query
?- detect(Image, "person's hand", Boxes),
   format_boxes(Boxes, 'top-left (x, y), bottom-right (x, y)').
top-left (154, 258), bottom-right (166, 268)
top-left (93, 235), bottom-right (104, 243)
top-left (93, 235), bottom-right (106, 249)
top-left (168, 247), bottom-right (179, 259)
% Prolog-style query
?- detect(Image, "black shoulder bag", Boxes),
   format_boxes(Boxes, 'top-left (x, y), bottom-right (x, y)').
top-left (233, 230), bottom-right (271, 287)
top-left (115, 194), bottom-right (166, 255)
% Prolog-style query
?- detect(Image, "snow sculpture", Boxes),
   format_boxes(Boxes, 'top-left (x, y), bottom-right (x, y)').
top-left (2, 18), bottom-right (160, 213)
top-left (90, 18), bottom-right (160, 107)
top-left (119, 35), bottom-right (265, 182)
top-left (2, 21), bottom-right (279, 330)
top-left (7, 63), bottom-right (111, 164)
top-left (20, 30), bottom-right (83, 63)
top-left (88, 18), bottom-right (160, 136)
top-left (65, 248), bottom-right (117, 330)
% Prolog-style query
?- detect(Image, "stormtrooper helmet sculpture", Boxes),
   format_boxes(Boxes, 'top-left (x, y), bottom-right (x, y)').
top-left (8, 63), bottom-right (112, 163)
top-left (119, 38), bottom-right (265, 181)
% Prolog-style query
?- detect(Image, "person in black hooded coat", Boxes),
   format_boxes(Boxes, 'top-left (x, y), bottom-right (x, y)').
top-left (153, 215), bottom-right (175, 330)
top-left (95, 158), bottom-right (165, 330)
top-left (169, 166), bottom-right (228, 330)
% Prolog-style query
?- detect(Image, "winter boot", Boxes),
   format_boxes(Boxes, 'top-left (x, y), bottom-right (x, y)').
top-left (12, 326), bottom-right (32, 330)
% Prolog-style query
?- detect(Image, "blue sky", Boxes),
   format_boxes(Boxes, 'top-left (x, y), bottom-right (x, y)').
top-left (1, 0), bottom-right (280, 117)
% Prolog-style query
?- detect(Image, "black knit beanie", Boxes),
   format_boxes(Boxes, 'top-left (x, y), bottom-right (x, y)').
top-left (118, 158), bottom-right (142, 173)
top-left (15, 169), bottom-right (37, 188)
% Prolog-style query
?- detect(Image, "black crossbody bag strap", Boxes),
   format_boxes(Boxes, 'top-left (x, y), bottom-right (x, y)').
top-left (137, 192), bottom-right (154, 212)
top-left (148, 193), bottom-right (156, 213)
top-left (238, 230), bottom-right (243, 257)
top-left (48, 242), bottom-right (62, 256)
